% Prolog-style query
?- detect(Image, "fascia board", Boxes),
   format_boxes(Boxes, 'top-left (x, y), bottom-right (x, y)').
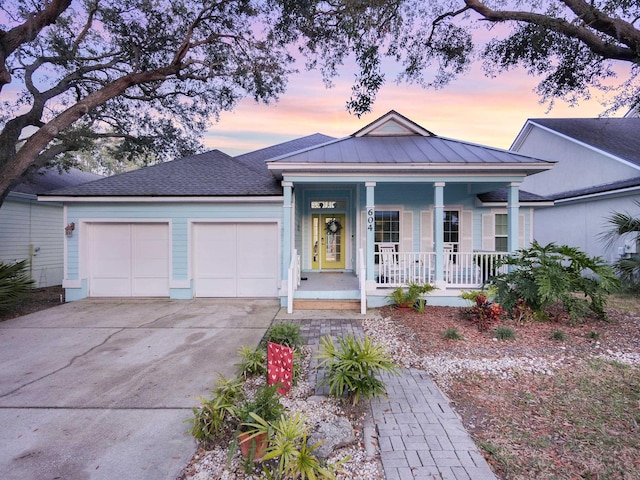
top-left (37, 195), bottom-right (284, 203)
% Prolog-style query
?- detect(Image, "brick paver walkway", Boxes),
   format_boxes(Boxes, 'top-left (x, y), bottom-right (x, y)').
top-left (289, 317), bottom-right (497, 480)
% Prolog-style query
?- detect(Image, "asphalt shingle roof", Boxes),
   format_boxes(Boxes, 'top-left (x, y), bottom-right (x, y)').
top-left (550, 176), bottom-right (640, 201)
top-left (43, 134), bottom-right (337, 197)
top-left (529, 118), bottom-right (640, 167)
top-left (12, 167), bottom-right (102, 195)
top-left (477, 188), bottom-right (551, 203)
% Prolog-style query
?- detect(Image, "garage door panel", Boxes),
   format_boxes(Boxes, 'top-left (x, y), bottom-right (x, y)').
top-left (194, 223), bottom-right (278, 298)
top-left (89, 223), bottom-right (169, 297)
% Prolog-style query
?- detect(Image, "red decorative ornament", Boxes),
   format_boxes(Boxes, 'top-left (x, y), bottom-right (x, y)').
top-left (267, 342), bottom-right (294, 395)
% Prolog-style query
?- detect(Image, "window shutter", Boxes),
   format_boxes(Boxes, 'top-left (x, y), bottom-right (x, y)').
top-left (461, 211), bottom-right (473, 252)
top-left (519, 213), bottom-right (526, 249)
top-left (482, 214), bottom-right (495, 251)
top-left (420, 210), bottom-right (433, 252)
top-left (401, 211), bottom-right (413, 252)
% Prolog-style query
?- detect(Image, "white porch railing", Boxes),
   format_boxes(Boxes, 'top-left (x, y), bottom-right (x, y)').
top-left (286, 249), bottom-right (301, 314)
top-left (358, 248), bottom-right (366, 314)
top-left (375, 251), bottom-right (509, 288)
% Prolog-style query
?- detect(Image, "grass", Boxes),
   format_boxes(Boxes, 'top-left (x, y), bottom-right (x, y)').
top-left (452, 358), bottom-right (640, 480)
top-left (606, 293), bottom-right (640, 313)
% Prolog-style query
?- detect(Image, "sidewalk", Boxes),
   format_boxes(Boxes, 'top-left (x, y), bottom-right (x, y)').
top-left (285, 316), bottom-right (497, 480)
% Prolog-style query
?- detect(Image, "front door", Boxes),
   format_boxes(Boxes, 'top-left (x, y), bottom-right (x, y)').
top-left (311, 214), bottom-right (346, 269)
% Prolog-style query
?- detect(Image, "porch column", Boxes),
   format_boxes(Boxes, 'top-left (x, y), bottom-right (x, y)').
top-left (433, 182), bottom-right (445, 288)
top-left (365, 182), bottom-right (376, 283)
top-left (282, 181), bottom-right (293, 280)
top-left (508, 182), bottom-right (520, 253)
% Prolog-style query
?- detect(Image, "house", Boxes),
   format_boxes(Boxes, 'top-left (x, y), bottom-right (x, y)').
top-left (40, 111), bottom-right (554, 311)
top-left (511, 117), bottom-right (640, 263)
top-left (0, 167), bottom-right (102, 287)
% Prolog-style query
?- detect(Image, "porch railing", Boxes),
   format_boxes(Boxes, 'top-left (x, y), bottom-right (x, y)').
top-left (375, 251), bottom-right (509, 288)
top-left (287, 249), bottom-right (301, 314)
top-left (358, 248), bottom-right (366, 314)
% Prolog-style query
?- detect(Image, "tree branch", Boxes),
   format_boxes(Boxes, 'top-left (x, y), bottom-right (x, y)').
top-left (0, 0), bottom-right (73, 90)
top-left (464, 0), bottom-right (639, 63)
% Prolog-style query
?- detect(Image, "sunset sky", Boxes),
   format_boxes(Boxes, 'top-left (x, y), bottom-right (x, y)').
top-left (205, 59), bottom-right (621, 157)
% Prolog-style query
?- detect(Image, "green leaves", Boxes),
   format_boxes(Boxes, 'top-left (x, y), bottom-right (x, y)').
top-left (316, 334), bottom-right (398, 405)
top-left (488, 241), bottom-right (619, 322)
top-left (0, 260), bottom-right (34, 314)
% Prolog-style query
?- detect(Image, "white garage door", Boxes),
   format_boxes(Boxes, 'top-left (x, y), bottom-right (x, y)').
top-left (88, 223), bottom-right (170, 297)
top-left (193, 223), bottom-right (279, 297)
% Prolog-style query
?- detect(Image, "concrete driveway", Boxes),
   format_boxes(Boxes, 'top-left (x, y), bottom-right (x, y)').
top-left (0, 298), bottom-right (279, 480)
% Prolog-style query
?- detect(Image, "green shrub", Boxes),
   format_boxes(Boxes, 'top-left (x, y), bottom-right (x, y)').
top-left (550, 330), bottom-right (567, 342)
top-left (316, 334), bottom-right (399, 405)
top-left (264, 322), bottom-right (304, 349)
top-left (487, 241), bottom-right (619, 322)
top-left (236, 345), bottom-right (267, 378)
top-left (442, 327), bottom-right (463, 340)
top-left (0, 260), bottom-right (34, 314)
top-left (245, 412), bottom-right (336, 479)
top-left (494, 326), bottom-right (516, 341)
top-left (387, 282), bottom-right (436, 310)
top-left (190, 375), bottom-right (243, 441)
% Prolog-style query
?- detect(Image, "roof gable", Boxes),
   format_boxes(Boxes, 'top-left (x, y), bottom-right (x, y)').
top-left (514, 118), bottom-right (640, 168)
top-left (353, 110), bottom-right (435, 137)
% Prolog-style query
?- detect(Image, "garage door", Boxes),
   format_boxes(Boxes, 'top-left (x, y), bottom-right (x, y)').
top-left (88, 223), bottom-right (170, 297)
top-left (193, 223), bottom-right (278, 297)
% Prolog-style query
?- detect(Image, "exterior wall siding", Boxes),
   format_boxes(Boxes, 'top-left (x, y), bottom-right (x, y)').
top-left (0, 195), bottom-right (64, 288)
top-left (534, 196), bottom-right (639, 263)
top-left (517, 127), bottom-right (640, 196)
top-left (64, 201), bottom-right (283, 299)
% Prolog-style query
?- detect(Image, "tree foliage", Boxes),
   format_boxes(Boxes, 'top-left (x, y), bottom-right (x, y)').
top-left (275, 1), bottom-right (640, 114)
top-left (1, 1), bottom-right (639, 204)
top-left (0, 0), bottom-right (293, 203)
top-left (487, 241), bottom-right (620, 322)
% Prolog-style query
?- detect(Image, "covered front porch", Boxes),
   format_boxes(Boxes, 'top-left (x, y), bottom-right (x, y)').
top-left (286, 249), bottom-right (509, 313)
top-left (268, 110), bottom-right (554, 313)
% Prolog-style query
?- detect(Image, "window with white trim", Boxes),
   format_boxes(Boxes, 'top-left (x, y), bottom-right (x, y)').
top-left (495, 213), bottom-right (508, 252)
top-left (444, 210), bottom-right (459, 252)
top-left (374, 210), bottom-right (399, 260)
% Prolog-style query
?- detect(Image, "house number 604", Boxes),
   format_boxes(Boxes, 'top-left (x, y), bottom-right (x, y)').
top-left (367, 209), bottom-right (374, 231)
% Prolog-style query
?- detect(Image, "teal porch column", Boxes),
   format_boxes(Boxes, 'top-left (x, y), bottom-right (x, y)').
top-left (508, 182), bottom-right (520, 253)
top-left (434, 182), bottom-right (445, 287)
top-left (282, 181), bottom-right (293, 283)
top-left (365, 182), bottom-right (376, 282)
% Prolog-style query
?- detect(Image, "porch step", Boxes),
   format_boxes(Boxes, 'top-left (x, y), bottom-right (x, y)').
top-left (293, 299), bottom-right (361, 310)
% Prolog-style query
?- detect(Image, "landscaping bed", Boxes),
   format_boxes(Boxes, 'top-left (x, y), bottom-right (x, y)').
top-left (376, 299), bottom-right (640, 480)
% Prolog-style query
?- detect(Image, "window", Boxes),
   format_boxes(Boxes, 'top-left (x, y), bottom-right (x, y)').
top-left (495, 214), bottom-right (508, 252)
top-left (374, 210), bottom-right (399, 260)
top-left (444, 210), bottom-right (459, 251)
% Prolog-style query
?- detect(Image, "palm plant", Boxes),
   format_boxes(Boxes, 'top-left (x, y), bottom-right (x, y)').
top-left (602, 200), bottom-right (640, 292)
top-left (0, 260), bottom-right (34, 314)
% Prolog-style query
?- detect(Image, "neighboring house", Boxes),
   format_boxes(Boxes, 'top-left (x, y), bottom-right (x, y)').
top-left (40, 111), bottom-right (553, 310)
top-left (0, 167), bottom-right (102, 287)
top-left (512, 117), bottom-right (640, 264)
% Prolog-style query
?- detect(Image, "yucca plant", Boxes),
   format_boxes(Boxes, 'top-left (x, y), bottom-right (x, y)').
top-left (236, 345), bottom-right (267, 378)
top-left (245, 412), bottom-right (335, 480)
top-left (0, 260), bottom-right (34, 314)
top-left (316, 334), bottom-right (399, 405)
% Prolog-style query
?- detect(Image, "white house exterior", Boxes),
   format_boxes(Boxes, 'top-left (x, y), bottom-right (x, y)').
top-left (512, 118), bottom-right (640, 264)
top-left (41, 111), bottom-right (554, 310)
top-left (0, 168), bottom-right (101, 288)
